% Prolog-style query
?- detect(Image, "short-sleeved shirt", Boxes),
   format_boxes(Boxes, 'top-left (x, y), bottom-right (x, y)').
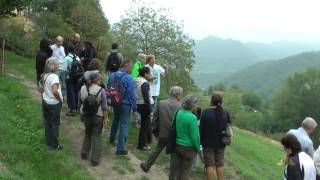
top-left (288, 127), bottom-right (314, 158)
top-left (50, 44), bottom-right (66, 70)
top-left (43, 73), bottom-right (62, 105)
top-left (145, 64), bottom-right (165, 97)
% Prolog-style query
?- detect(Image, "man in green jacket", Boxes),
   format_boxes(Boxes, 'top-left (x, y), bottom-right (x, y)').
top-left (131, 53), bottom-right (146, 78)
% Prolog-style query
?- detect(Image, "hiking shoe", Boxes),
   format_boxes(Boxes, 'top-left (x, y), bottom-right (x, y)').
top-left (56, 144), bottom-right (63, 150)
top-left (66, 111), bottom-right (76, 116)
top-left (142, 145), bottom-right (151, 151)
top-left (91, 160), bottom-right (100, 167)
top-left (140, 163), bottom-right (149, 173)
top-left (81, 153), bottom-right (88, 160)
top-left (109, 139), bottom-right (116, 146)
top-left (116, 150), bottom-right (128, 155)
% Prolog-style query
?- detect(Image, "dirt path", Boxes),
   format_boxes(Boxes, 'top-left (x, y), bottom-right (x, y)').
top-left (7, 73), bottom-right (168, 180)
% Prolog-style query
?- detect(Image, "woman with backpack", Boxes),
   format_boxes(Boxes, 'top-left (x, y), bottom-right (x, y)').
top-left (79, 73), bottom-right (108, 166)
top-left (136, 67), bottom-right (154, 151)
top-left (65, 45), bottom-right (83, 116)
top-left (199, 93), bottom-right (231, 180)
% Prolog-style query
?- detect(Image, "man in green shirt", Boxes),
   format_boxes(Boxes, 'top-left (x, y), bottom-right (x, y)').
top-left (131, 53), bottom-right (146, 78)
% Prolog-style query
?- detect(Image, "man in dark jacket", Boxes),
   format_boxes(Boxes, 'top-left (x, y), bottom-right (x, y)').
top-left (140, 86), bottom-right (183, 174)
top-left (105, 43), bottom-right (124, 73)
top-left (36, 39), bottom-right (53, 83)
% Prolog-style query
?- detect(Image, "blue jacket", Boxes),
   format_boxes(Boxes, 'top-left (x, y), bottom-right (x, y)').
top-left (108, 70), bottom-right (137, 112)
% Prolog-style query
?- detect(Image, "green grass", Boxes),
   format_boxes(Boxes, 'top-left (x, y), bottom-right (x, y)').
top-left (3, 50), bottom-right (285, 179)
top-left (0, 75), bottom-right (93, 179)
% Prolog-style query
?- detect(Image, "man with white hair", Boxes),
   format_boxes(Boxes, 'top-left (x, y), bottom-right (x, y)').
top-left (140, 86), bottom-right (183, 174)
top-left (51, 35), bottom-right (66, 99)
top-left (288, 117), bottom-right (317, 158)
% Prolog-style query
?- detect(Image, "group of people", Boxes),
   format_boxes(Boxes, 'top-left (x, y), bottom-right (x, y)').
top-left (281, 117), bottom-right (320, 180)
top-left (35, 33), bottom-right (320, 180)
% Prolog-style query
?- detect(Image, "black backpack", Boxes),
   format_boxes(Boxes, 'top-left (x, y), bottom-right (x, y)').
top-left (68, 55), bottom-right (84, 79)
top-left (82, 86), bottom-right (103, 116)
top-left (106, 52), bottom-right (120, 72)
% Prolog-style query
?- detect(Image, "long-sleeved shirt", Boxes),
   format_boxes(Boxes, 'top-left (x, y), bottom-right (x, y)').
top-left (131, 59), bottom-right (142, 78)
top-left (175, 109), bottom-right (200, 152)
top-left (107, 70), bottom-right (137, 112)
top-left (288, 127), bottom-right (314, 158)
top-left (50, 44), bottom-right (66, 70)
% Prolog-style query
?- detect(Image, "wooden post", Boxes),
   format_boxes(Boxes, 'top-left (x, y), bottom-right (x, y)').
top-left (0, 38), bottom-right (4, 75)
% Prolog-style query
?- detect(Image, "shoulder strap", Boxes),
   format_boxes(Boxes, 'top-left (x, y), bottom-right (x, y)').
top-left (95, 87), bottom-right (103, 97)
top-left (86, 85), bottom-right (90, 95)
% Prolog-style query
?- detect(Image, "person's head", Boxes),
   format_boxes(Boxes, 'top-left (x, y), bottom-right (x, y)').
top-left (87, 59), bottom-right (102, 71)
top-left (39, 39), bottom-right (52, 56)
top-left (112, 43), bottom-right (118, 50)
top-left (73, 33), bottom-right (81, 42)
top-left (45, 57), bottom-right (59, 73)
top-left (55, 35), bottom-right (64, 47)
top-left (121, 59), bottom-right (132, 73)
top-left (88, 72), bottom-right (102, 85)
top-left (211, 93), bottom-right (223, 106)
top-left (181, 95), bottom-right (198, 112)
top-left (146, 54), bottom-right (155, 66)
top-left (67, 44), bottom-right (76, 55)
top-left (138, 53), bottom-right (146, 64)
top-left (281, 134), bottom-right (301, 156)
top-left (84, 41), bottom-right (93, 49)
top-left (138, 67), bottom-right (150, 79)
top-left (301, 117), bottom-right (317, 135)
top-left (169, 86), bottom-right (183, 101)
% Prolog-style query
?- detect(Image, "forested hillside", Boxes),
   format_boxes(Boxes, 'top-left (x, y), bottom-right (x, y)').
top-left (193, 36), bottom-right (320, 88)
top-left (223, 51), bottom-right (320, 96)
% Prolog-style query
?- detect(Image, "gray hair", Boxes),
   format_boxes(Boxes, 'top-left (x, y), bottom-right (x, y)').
top-left (120, 59), bottom-right (132, 68)
top-left (302, 117), bottom-right (317, 129)
top-left (45, 57), bottom-right (59, 73)
top-left (169, 86), bottom-right (183, 97)
top-left (181, 95), bottom-right (198, 110)
top-left (138, 53), bottom-right (146, 60)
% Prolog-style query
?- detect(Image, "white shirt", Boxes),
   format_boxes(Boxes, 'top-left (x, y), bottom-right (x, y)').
top-left (288, 127), bottom-right (314, 158)
top-left (145, 64), bottom-right (165, 97)
top-left (284, 152), bottom-right (316, 180)
top-left (43, 73), bottom-right (62, 105)
top-left (51, 44), bottom-right (66, 70)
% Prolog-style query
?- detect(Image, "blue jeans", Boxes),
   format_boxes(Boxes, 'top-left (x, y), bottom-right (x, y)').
top-left (109, 104), bottom-right (131, 152)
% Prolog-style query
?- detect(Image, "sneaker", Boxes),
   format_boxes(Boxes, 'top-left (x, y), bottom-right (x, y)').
top-left (142, 145), bottom-right (151, 151)
top-left (81, 153), bottom-right (88, 160)
top-left (56, 144), bottom-right (63, 150)
top-left (66, 110), bottom-right (76, 116)
top-left (91, 160), bottom-right (100, 166)
top-left (140, 163), bottom-right (149, 173)
top-left (116, 150), bottom-right (128, 155)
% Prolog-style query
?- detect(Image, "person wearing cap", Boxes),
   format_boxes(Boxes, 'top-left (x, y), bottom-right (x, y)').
top-left (105, 43), bottom-right (124, 73)
top-left (287, 117), bottom-right (317, 158)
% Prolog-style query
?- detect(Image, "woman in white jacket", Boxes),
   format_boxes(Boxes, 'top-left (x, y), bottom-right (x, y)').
top-left (281, 134), bottom-right (316, 180)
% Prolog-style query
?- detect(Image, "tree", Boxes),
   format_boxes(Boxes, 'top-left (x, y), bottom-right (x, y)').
top-left (0, 0), bottom-right (32, 17)
top-left (112, 1), bottom-right (196, 94)
top-left (242, 91), bottom-right (262, 110)
top-left (272, 68), bottom-right (320, 132)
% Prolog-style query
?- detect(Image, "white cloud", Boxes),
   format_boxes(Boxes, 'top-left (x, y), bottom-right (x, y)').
top-left (101, 0), bottom-right (320, 42)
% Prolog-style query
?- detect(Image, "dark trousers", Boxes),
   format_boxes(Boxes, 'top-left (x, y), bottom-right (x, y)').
top-left (66, 78), bottom-right (80, 110)
top-left (81, 115), bottom-right (103, 162)
top-left (144, 138), bottom-right (168, 170)
top-left (42, 101), bottom-right (62, 149)
top-left (169, 145), bottom-right (196, 180)
top-left (137, 104), bottom-right (152, 149)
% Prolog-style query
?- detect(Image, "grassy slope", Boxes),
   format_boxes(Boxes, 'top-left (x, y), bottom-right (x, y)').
top-left (0, 52), bottom-right (93, 179)
top-left (3, 51), bottom-right (284, 179)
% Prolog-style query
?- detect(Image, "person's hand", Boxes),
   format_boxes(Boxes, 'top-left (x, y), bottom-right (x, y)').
top-left (132, 112), bottom-right (136, 119)
top-left (163, 64), bottom-right (168, 69)
top-left (103, 117), bottom-right (109, 128)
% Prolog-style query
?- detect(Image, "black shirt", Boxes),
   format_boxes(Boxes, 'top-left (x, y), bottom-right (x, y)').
top-left (36, 51), bottom-right (49, 82)
top-left (199, 108), bottom-right (230, 149)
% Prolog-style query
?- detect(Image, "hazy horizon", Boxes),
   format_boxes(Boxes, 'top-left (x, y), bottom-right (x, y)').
top-left (101, 0), bottom-right (320, 43)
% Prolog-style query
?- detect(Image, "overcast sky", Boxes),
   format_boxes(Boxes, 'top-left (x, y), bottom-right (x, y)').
top-left (101, 0), bottom-right (320, 43)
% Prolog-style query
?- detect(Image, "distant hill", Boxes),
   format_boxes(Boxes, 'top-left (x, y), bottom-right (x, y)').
top-left (192, 36), bottom-right (320, 88)
top-left (222, 51), bottom-right (320, 96)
